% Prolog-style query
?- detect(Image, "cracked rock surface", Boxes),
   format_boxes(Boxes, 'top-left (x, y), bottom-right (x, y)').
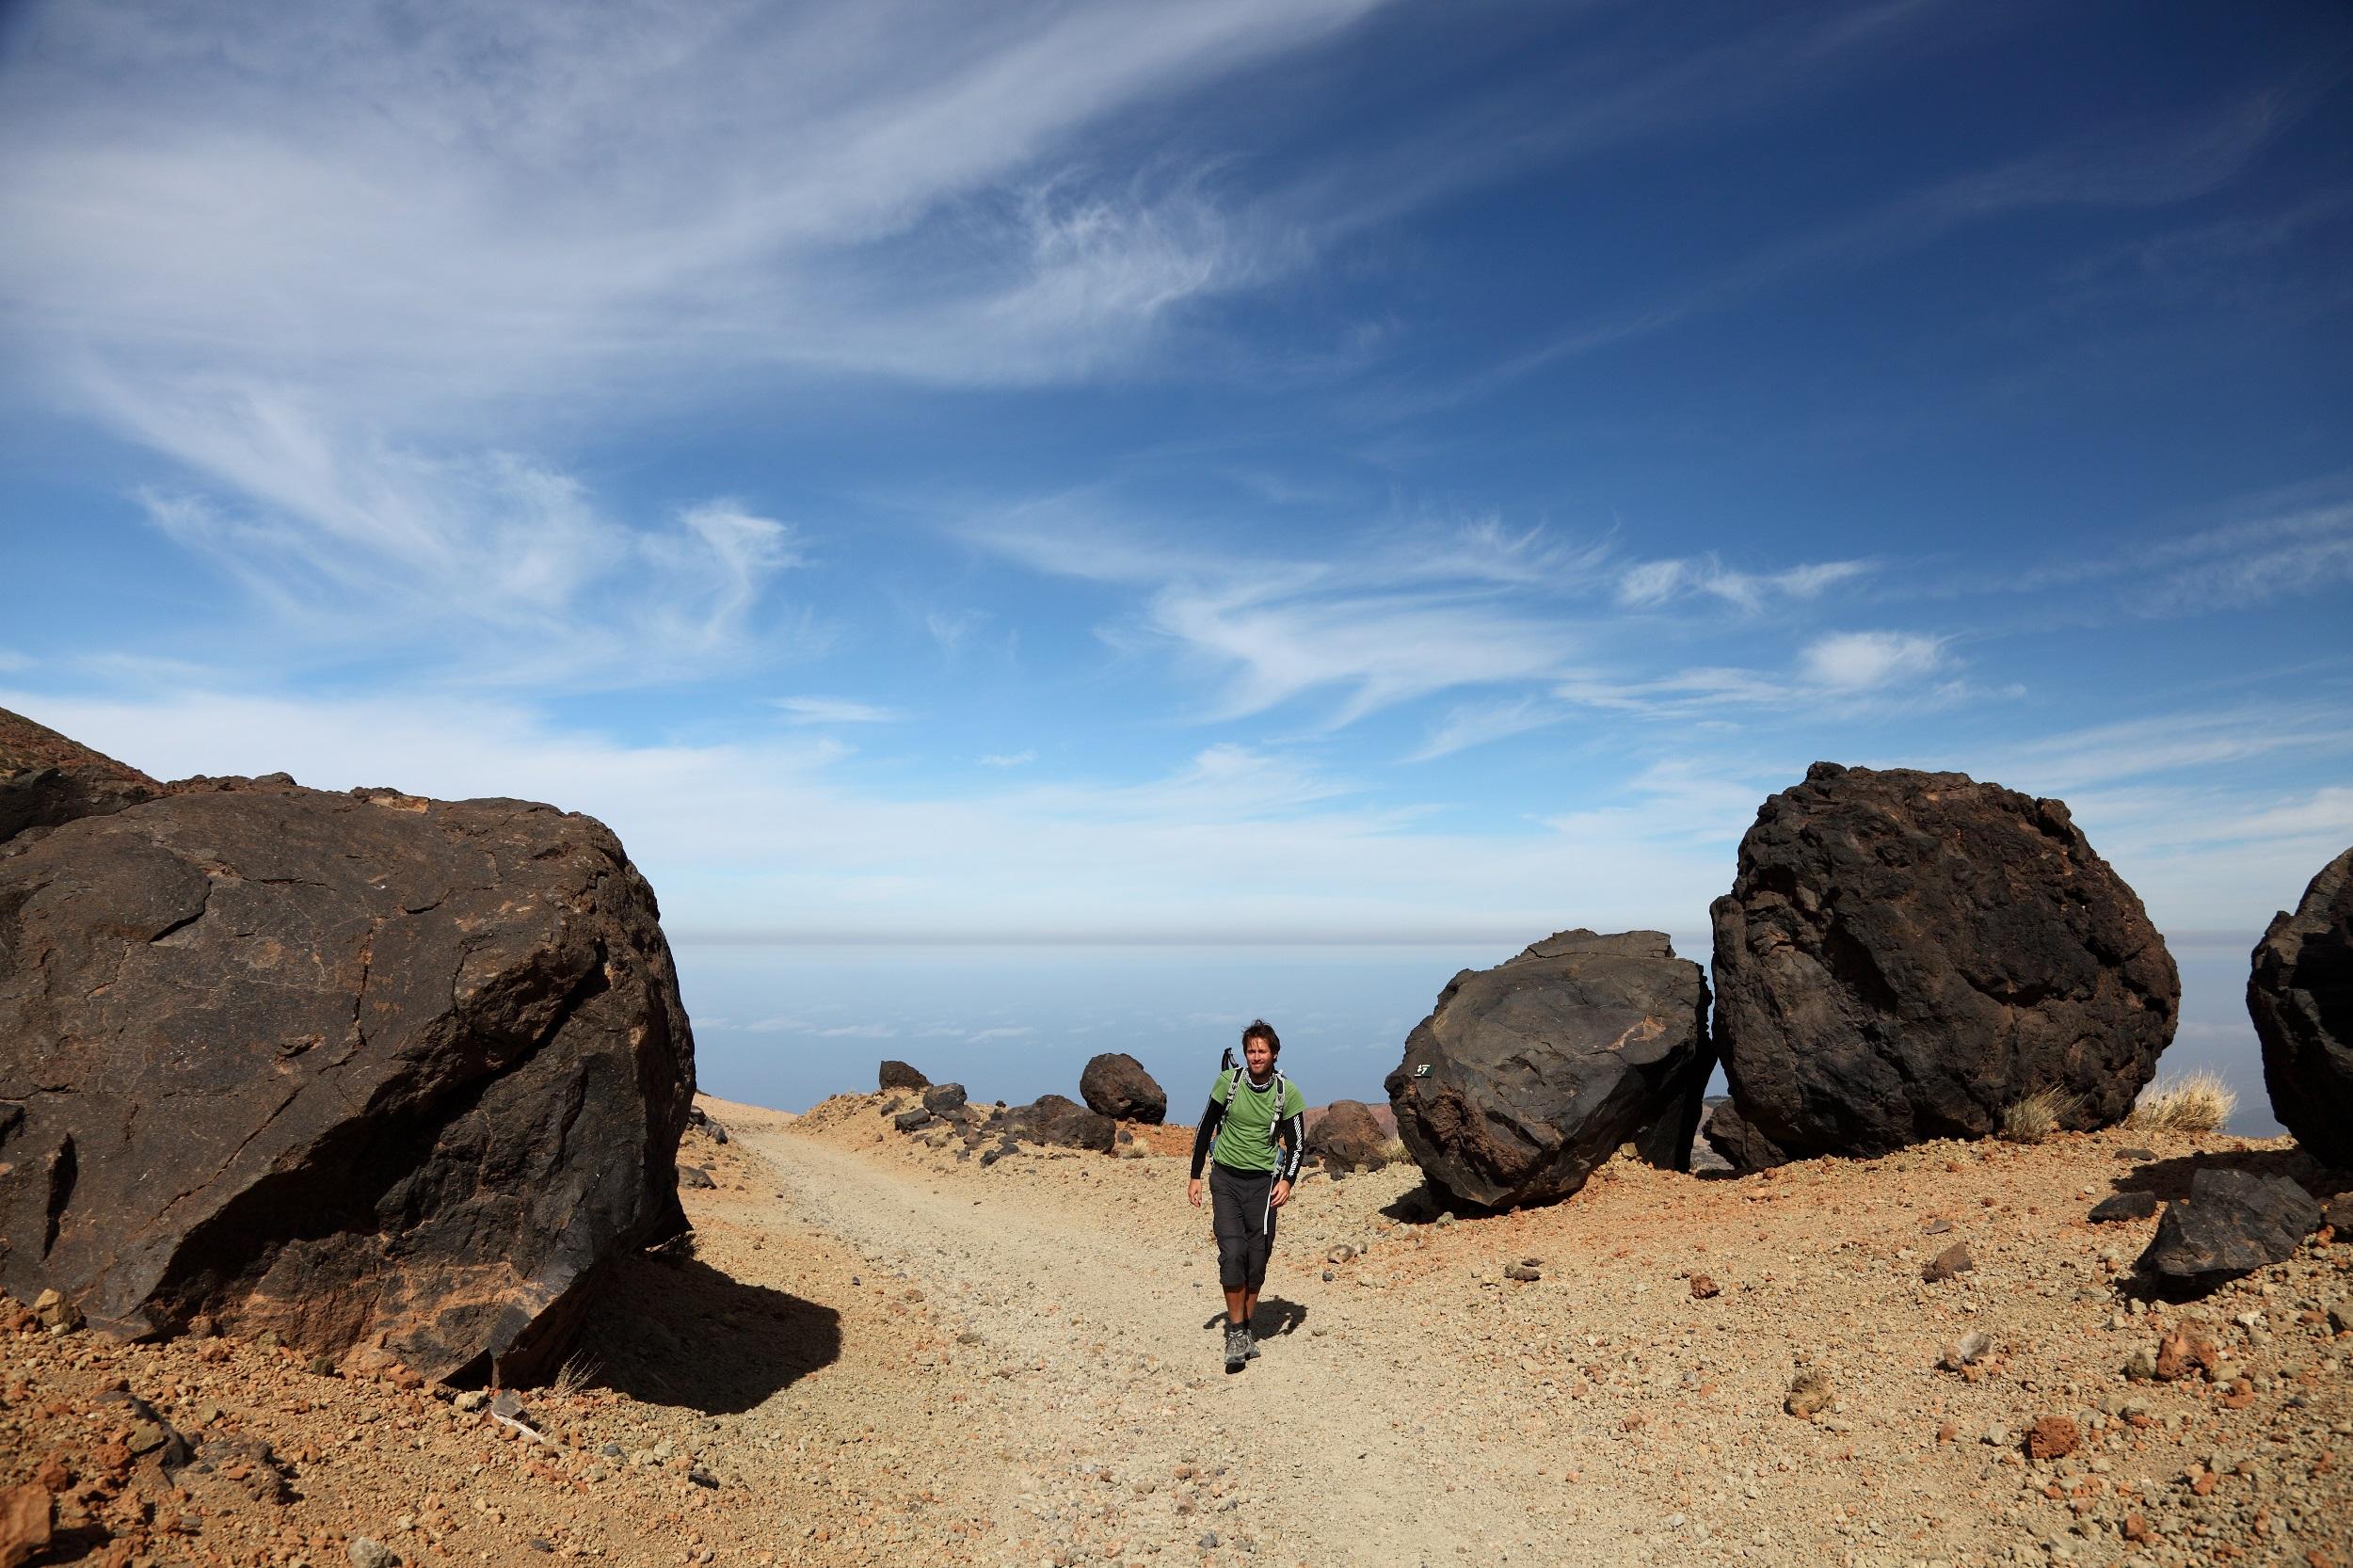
top-left (1709, 762), bottom-right (2179, 1170)
top-left (0, 766), bottom-right (695, 1382)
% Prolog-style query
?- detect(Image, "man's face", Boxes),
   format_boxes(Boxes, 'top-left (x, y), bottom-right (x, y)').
top-left (1243, 1036), bottom-right (1274, 1076)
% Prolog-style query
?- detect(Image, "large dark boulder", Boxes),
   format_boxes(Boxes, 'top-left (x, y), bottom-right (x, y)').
top-left (2134, 1167), bottom-right (2321, 1288)
top-left (1009, 1094), bottom-right (1115, 1153)
top-left (1708, 764), bottom-right (2178, 1170)
top-left (878, 1060), bottom-right (930, 1092)
top-left (1306, 1100), bottom-right (1390, 1173)
top-left (1383, 929), bottom-right (1713, 1209)
top-left (0, 772), bottom-right (695, 1383)
top-left (1, 708), bottom-right (160, 843)
top-left (2248, 846), bottom-right (2353, 1169)
top-left (1078, 1053), bottom-right (1166, 1123)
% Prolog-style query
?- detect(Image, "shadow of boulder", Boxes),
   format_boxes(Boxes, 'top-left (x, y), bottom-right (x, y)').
top-left (2112, 1145), bottom-right (2333, 1204)
top-left (575, 1252), bottom-right (840, 1415)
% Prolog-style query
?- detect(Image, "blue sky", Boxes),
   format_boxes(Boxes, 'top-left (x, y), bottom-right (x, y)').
top-left (2, 0), bottom-right (2350, 959)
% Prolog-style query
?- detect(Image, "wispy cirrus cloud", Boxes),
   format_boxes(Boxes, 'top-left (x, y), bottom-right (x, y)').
top-left (1615, 555), bottom-right (1869, 611)
top-left (776, 696), bottom-right (907, 725)
top-left (110, 379), bottom-right (806, 685)
top-left (1404, 696), bottom-right (1563, 762)
top-left (972, 504), bottom-right (1904, 733)
top-left (0, 0), bottom-right (1395, 689)
top-left (1800, 631), bottom-right (1946, 689)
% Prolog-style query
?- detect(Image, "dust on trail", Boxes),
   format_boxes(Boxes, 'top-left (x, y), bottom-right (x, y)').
top-left (738, 1118), bottom-right (1644, 1568)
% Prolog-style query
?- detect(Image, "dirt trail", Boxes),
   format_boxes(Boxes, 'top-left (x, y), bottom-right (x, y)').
top-left (740, 1118), bottom-right (1641, 1568)
top-left (3, 1091), bottom-right (2344, 1567)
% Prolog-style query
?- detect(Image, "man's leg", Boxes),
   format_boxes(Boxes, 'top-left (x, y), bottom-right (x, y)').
top-left (1224, 1285), bottom-right (1248, 1327)
top-left (1209, 1169), bottom-right (1252, 1371)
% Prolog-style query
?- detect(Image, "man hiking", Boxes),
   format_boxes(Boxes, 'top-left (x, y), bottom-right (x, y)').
top-left (1187, 1019), bottom-right (1306, 1372)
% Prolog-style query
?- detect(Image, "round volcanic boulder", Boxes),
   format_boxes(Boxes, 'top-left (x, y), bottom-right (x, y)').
top-left (1707, 763), bottom-right (2178, 1170)
top-left (1078, 1053), bottom-right (1166, 1123)
top-left (2248, 845), bottom-right (2353, 1168)
top-left (1306, 1100), bottom-right (1391, 1173)
top-left (0, 771), bottom-right (695, 1383)
top-left (1384, 929), bottom-right (1713, 1209)
top-left (1009, 1094), bottom-right (1115, 1153)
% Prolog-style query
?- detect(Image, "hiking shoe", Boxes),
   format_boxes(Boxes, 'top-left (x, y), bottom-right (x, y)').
top-left (1223, 1325), bottom-right (1248, 1373)
top-left (1242, 1326), bottom-right (1260, 1360)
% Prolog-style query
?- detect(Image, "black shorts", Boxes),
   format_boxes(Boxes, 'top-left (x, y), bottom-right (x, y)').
top-left (1208, 1162), bottom-right (1278, 1291)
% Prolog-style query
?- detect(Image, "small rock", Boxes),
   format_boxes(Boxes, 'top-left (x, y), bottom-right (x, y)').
top-left (29, 1289), bottom-right (80, 1334)
top-left (2116, 1146), bottom-right (2156, 1161)
top-left (453, 1390), bottom-right (488, 1413)
top-left (892, 1108), bottom-right (935, 1132)
top-left (2326, 1301), bottom-right (2352, 1335)
top-left (349, 1538), bottom-right (401, 1568)
top-left (1941, 1331), bottom-right (1993, 1371)
top-left (1198, 1531), bottom-right (1219, 1549)
top-left (2122, 1348), bottom-right (2157, 1382)
top-left (0, 1485), bottom-right (52, 1568)
top-left (678, 1165), bottom-right (716, 1190)
top-left (688, 1466), bottom-right (719, 1489)
top-left (1924, 1242), bottom-right (1976, 1283)
top-left (1503, 1262), bottom-right (1541, 1283)
top-left (307, 1352), bottom-right (340, 1376)
top-left (2026, 1416), bottom-right (2079, 1461)
top-left (1785, 1369), bottom-right (1833, 1419)
top-left (1689, 1274), bottom-right (1721, 1300)
top-left (2153, 1329), bottom-right (2220, 1383)
top-left (1326, 1245), bottom-right (1355, 1264)
top-left (488, 1389), bottom-right (529, 1422)
top-left (1924, 1218), bottom-right (1954, 1236)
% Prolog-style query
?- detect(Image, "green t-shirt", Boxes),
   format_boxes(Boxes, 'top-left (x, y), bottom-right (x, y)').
top-left (1209, 1069), bottom-right (1306, 1174)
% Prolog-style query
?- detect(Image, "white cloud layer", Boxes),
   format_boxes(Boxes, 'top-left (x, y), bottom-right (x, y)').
top-left (8, 685), bottom-right (2341, 941)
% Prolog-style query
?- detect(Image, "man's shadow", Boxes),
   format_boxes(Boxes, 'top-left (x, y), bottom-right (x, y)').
top-left (1198, 1297), bottom-right (1308, 1336)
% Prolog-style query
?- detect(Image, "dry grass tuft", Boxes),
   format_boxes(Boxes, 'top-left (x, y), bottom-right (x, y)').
top-left (2000, 1086), bottom-right (2080, 1144)
top-left (1377, 1136), bottom-right (1411, 1165)
top-left (548, 1351), bottom-right (602, 1400)
top-left (2125, 1070), bottom-right (2236, 1133)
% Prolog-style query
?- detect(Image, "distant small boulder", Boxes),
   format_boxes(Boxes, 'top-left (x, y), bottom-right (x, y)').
top-left (2248, 845), bottom-right (2353, 1169)
top-left (1079, 1053), bottom-right (1166, 1123)
top-left (878, 1060), bottom-right (931, 1092)
top-left (1307, 1100), bottom-right (1390, 1173)
top-left (1009, 1094), bottom-right (1115, 1153)
top-left (921, 1082), bottom-right (968, 1116)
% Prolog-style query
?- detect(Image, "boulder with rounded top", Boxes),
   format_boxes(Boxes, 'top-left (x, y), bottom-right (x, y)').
top-left (1384, 929), bottom-right (1713, 1209)
top-left (1078, 1053), bottom-right (1166, 1123)
top-left (1709, 763), bottom-right (2177, 1170)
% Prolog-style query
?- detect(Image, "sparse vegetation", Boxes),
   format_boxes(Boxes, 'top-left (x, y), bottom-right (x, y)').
top-left (549, 1349), bottom-right (602, 1400)
top-left (1377, 1136), bottom-right (1410, 1165)
top-left (2125, 1070), bottom-right (2236, 1133)
top-left (2000, 1086), bottom-right (2080, 1144)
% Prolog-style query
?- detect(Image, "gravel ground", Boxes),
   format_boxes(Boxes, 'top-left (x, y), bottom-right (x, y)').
top-left (3, 1092), bottom-right (2346, 1568)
